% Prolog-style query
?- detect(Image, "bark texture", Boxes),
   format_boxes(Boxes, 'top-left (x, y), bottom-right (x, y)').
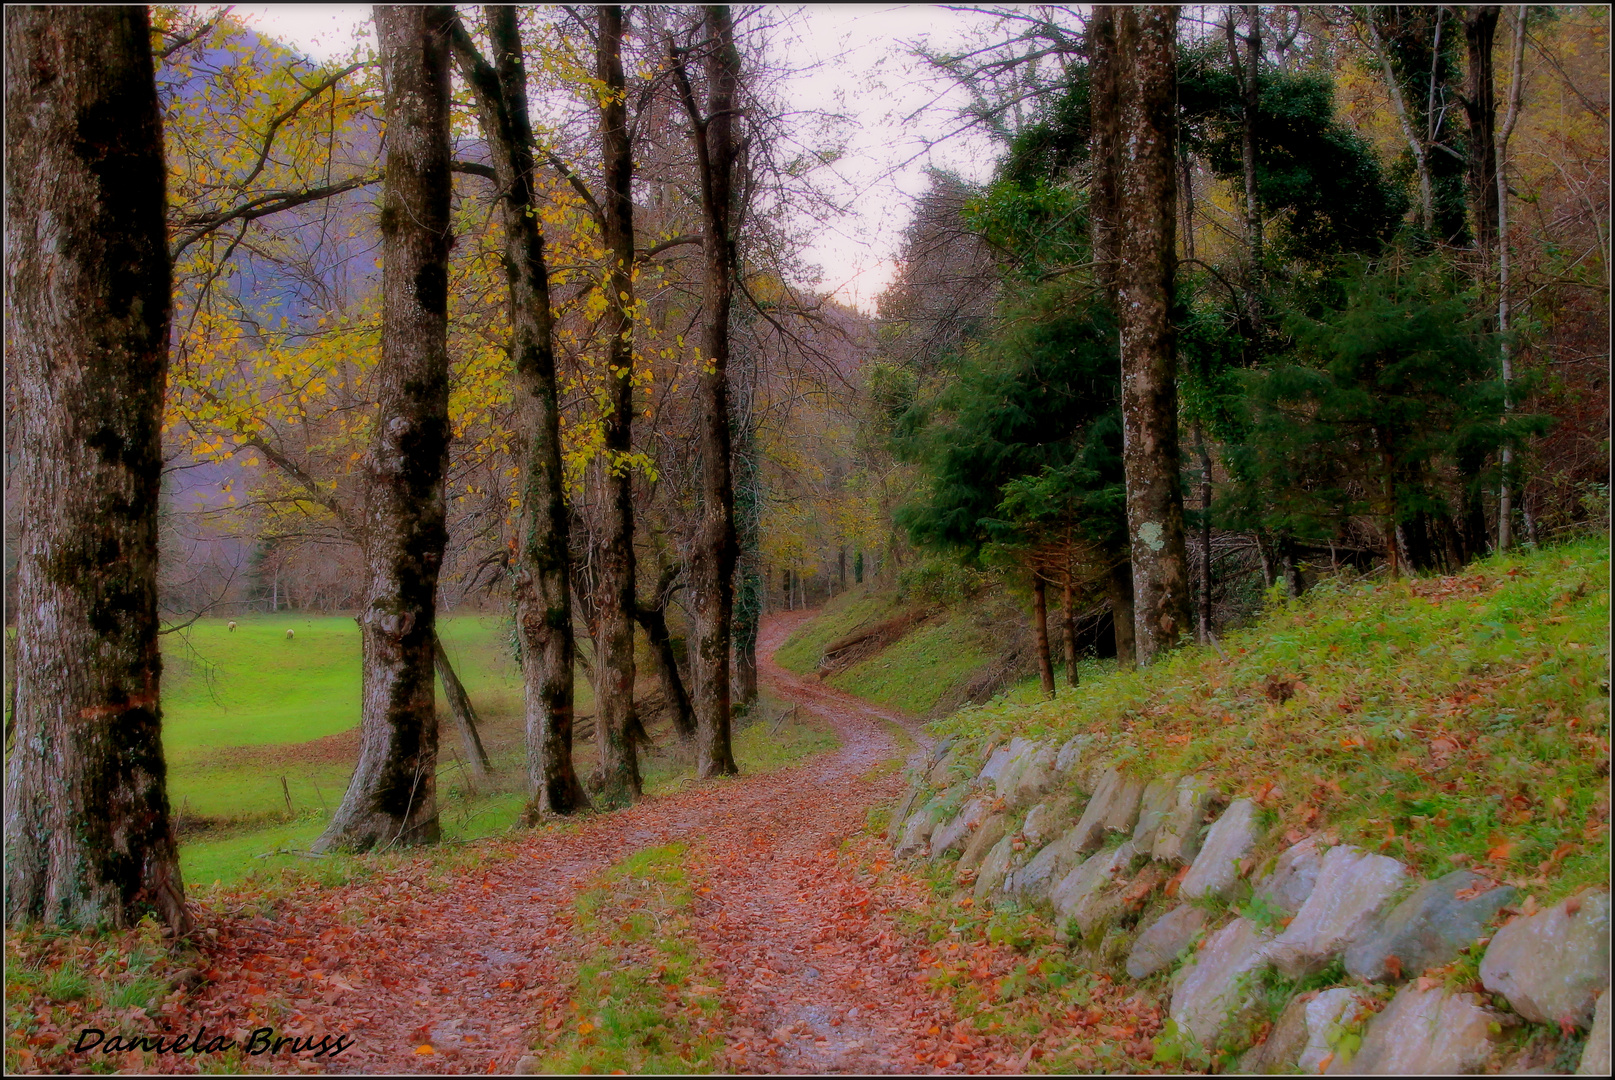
top-left (315, 5), bottom-right (454, 852)
top-left (4, 5), bottom-right (188, 930)
top-left (675, 6), bottom-right (743, 778)
top-left (593, 5), bottom-right (642, 804)
top-left (449, 7), bottom-right (588, 817)
top-left (1115, 6), bottom-right (1191, 663)
top-left (1087, 6), bottom-right (1120, 306)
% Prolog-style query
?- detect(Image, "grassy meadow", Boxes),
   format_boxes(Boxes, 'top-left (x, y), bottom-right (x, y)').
top-left (159, 614), bottom-right (834, 888)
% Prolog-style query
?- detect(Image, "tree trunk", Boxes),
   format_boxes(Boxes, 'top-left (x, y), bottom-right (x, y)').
top-left (1116, 7), bottom-right (1191, 663)
top-left (673, 6), bottom-right (743, 779)
top-left (1495, 7), bottom-right (1527, 553)
top-left (432, 632), bottom-right (490, 778)
top-left (731, 314), bottom-right (762, 708)
top-left (1195, 428), bottom-right (1214, 643)
top-left (1062, 569), bottom-right (1079, 688)
top-left (1087, 6), bottom-right (1120, 306)
top-left (4, 5), bottom-right (189, 930)
top-left (1032, 573), bottom-right (1056, 698)
top-left (593, 5), bottom-right (641, 805)
top-left (635, 564), bottom-right (696, 739)
top-left (1463, 7), bottom-right (1502, 271)
top-left (315, 5), bottom-right (454, 853)
top-left (1229, 4), bottom-right (1263, 320)
top-left (448, 7), bottom-right (587, 817)
top-left (1254, 529), bottom-right (1275, 589)
top-left (4, 630), bottom-right (17, 747)
top-left (1106, 558), bottom-right (1137, 669)
top-left (1366, 11), bottom-right (1434, 232)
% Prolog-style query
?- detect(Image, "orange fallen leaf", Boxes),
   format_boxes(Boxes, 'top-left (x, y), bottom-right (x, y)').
top-left (1485, 835), bottom-right (1516, 863)
top-left (1565, 895), bottom-right (1583, 915)
top-left (578, 1021), bottom-right (595, 1035)
top-left (415, 1045), bottom-right (435, 1056)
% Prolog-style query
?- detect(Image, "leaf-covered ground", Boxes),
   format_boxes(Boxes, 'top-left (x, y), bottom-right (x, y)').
top-left (9, 613), bottom-right (1142, 1074)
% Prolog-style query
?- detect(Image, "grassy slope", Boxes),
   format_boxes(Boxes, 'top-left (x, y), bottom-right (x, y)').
top-left (924, 537), bottom-right (1612, 901)
top-left (775, 589), bottom-right (1002, 717)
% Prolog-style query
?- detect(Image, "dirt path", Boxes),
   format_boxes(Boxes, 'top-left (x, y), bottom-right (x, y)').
top-left (169, 612), bottom-right (1026, 1075)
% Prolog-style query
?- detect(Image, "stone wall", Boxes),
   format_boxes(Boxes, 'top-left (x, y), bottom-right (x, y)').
top-left (888, 736), bottom-right (1611, 1073)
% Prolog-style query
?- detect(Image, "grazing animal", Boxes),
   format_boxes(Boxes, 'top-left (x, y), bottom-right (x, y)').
top-left (286, 628), bottom-right (295, 640)
top-left (227, 620), bottom-right (236, 632)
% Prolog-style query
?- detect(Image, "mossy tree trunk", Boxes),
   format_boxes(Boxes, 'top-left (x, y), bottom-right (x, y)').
top-left (4, 5), bottom-right (189, 931)
top-left (593, 5), bottom-right (642, 806)
top-left (449, 7), bottom-right (588, 817)
top-left (314, 5), bottom-right (454, 853)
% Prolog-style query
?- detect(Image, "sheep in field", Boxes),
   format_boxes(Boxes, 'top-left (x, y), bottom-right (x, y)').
top-left (227, 621), bottom-right (236, 631)
top-left (286, 628), bottom-right (295, 640)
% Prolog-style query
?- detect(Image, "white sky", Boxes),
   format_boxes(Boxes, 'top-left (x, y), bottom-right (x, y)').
top-left (228, 4), bottom-right (1005, 312)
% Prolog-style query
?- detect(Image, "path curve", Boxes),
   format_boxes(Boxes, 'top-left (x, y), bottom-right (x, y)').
top-left (169, 612), bottom-right (1015, 1075)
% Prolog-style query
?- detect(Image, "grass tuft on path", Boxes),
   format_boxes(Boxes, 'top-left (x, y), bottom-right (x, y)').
top-left (533, 843), bottom-right (728, 1074)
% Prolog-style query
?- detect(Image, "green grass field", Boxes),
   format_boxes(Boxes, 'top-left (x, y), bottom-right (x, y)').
top-left (153, 613), bottom-right (835, 887)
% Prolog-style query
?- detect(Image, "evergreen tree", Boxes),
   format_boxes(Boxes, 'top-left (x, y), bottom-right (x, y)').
top-left (1230, 254), bottom-right (1545, 574)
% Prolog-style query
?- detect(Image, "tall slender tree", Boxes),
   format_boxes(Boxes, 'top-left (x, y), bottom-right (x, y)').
top-left (315, 5), bottom-right (455, 852)
top-left (1085, 6), bottom-right (1137, 668)
top-left (593, 5), bottom-right (643, 804)
top-left (4, 5), bottom-right (189, 930)
top-left (1115, 6), bottom-right (1191, 661)
top-left (731, 306), bottom-right (764, 708)
top-left (1494, 5), bottom-right (1528, 551)
top-left (670, 5), bottom-right (743, 778)
top-left (449, 8), bottom-right (589, 817)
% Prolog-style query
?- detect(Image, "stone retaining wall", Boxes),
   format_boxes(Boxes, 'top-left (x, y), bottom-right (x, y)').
top-left (888, 736), bottom-right (1611, 1073)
